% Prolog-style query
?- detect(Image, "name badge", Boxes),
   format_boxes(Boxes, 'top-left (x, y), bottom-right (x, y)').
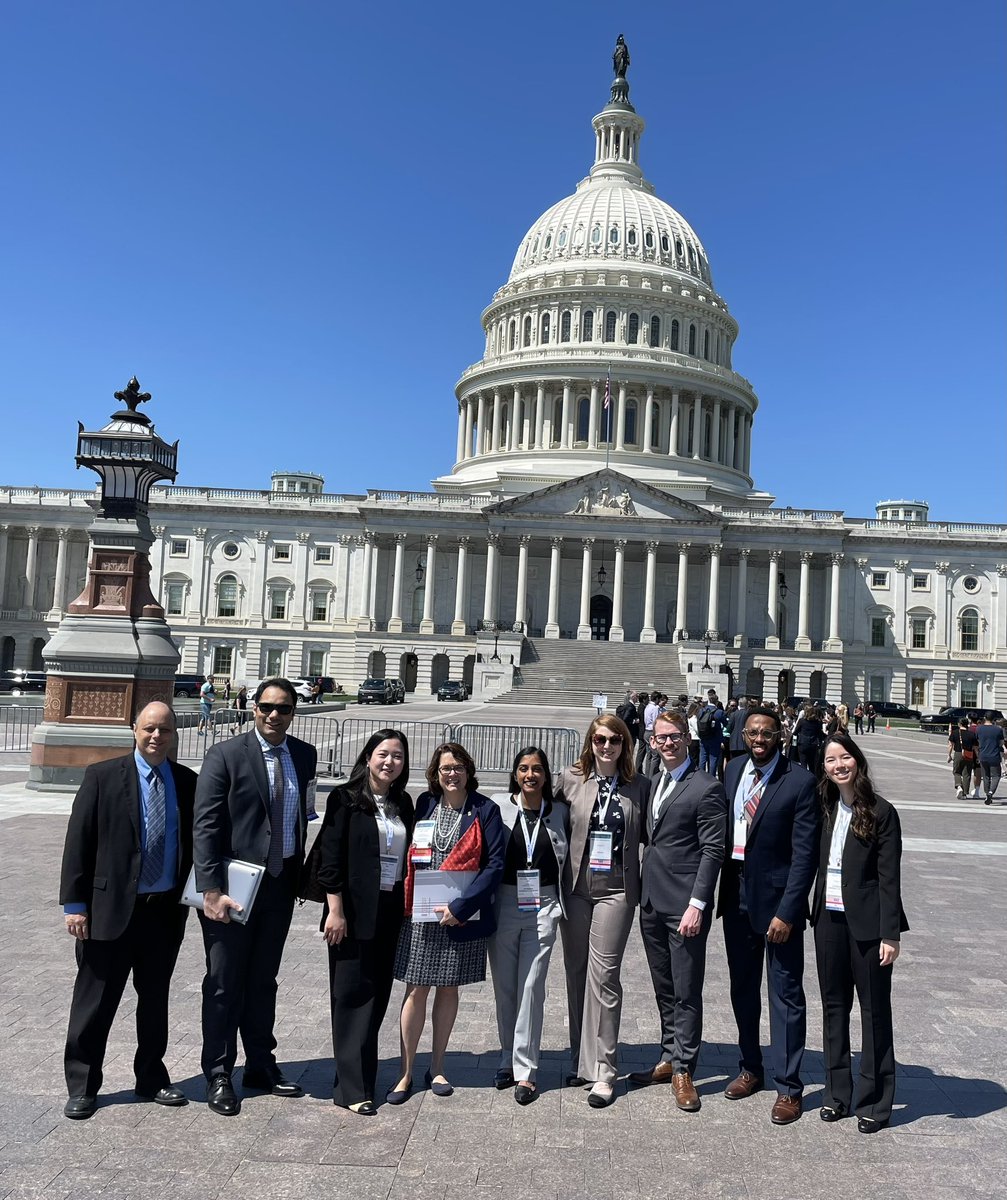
top-left (379, 854), bottom-right (398, 892)
top-left (411, 819), bottom-right (436, 864)
top-left (589, 830), bottom-right (613, 872)
top-left (517, 869), bottom-right (541, 911)
top-left (732, 818), bottom-right (747, 861)
top-left (825, 865), bottom-right (844, 911)
top-left (306, 778), bottom-right (318, 821)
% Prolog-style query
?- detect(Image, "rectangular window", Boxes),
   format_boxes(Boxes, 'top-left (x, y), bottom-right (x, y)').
top-left (212, 646), bottom-right (233, 677)
top-left (960, 680), bottom-right (978, 707)
top-left (273, 543), bottom-right (292, 562)
top-left (871, 571), bottom-right (889, 588)
top-left (869, 676), bottom-right (886, 702)
top-left (313, 545), bottom-right (332, 564)
top-left (307, 649), bottom-right (325, 676)
top-left (912, 572), bottom-right (929, 590)
top-left (911, 677), bottom-right (927, 706)
top-left (165, 582), bottom-right (185, 616)
top-left (265, 649), bottom-right (284, 677)
top-left (269, 589), bottom-right (287, 620)
top-left (870, 617), bottom-right (887, 647)
top-left (310, 590), bottom-right (328, 622)
top-left (911, 618), bottom-right (928, 649)
top-left (169, 538), bottom-right (189, 557)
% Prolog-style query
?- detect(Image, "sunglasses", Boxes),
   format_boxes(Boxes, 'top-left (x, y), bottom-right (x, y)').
top-left (592, 734), bottom-right (623, 746)
top-left (257, 703), bottom-right (294, 716)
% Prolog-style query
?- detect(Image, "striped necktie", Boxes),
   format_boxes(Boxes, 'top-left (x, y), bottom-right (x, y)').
top-left (267, 750), bottom-right (286, 877)
top-left (744, 768), bottom-right (764, 825)
top-left (140, 769), bottom-right (166, 888)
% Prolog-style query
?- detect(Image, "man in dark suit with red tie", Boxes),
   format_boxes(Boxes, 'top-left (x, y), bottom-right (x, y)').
top-left (630, 709), bottom-right (726, 1110)
top-left (59, 701), bottom-right (196, 1119)
top-left (716, 706), bottom-right (820, 1124)
top-left (193, 678), bottom-right (317, 1116)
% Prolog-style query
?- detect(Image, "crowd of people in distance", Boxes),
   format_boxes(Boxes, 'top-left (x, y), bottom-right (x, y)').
top-left (59, 677), bottom-right (920, 1133)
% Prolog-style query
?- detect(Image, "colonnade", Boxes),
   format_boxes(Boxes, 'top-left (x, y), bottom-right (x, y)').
top-left (0, 524), bottom-right (79, 617)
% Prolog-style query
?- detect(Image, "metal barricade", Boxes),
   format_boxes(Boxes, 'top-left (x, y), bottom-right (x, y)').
top-left (330, 718), bottom-right (453, 778)
top-left (0, 705), bottom-right (44, 752)
top-left (175, 707), bottom-right (343, 767)
top-left (451, 724), bottom-right (581, 780)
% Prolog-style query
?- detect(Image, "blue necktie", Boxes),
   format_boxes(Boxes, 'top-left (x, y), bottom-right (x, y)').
top-left (140, 769), bottom-right (166, 888)
top-left (267, 751), bottom-right (285, 877)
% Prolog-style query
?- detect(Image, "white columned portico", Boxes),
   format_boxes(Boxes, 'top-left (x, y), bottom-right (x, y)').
top-left (706, 544), bottom-right (721, 637)
top-left (388, 533), bottom-right (406, 632)
top-left (577, 538), bottom-right (594, 640)
top-left (451, 537), bottom-right (469, 635)
top-left (796, 551), bottom-right (812, 650)
top-left (419, 535), bottom-right (438, 634)
top-left (766, 549), bottom-right (781, 649)
top-left (733, 548), bottom-right (749, 647)
top-left (673, 542), bottom-right (690, 640)
top-left (610, 539), bottom-right (627, 641)
top-left (826, 552), bottom-right (844, 650)
top-left (483, 533), bottom-right (500, 625)
top-left (513, 536), bottom-right (530, 631)
top-left (545, 536), bottom-right (563, 638)
top-left (49, 528), bottom-right (70, 617)
top-left (641, 540), bottom-right (658, 643)
top-left (21, 526), bottom-right (39, 613)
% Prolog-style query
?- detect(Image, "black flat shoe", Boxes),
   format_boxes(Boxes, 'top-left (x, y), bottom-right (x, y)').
top-left (587, 1084), bottom-right (615, 1108)
top-left (64, 1096), bottom-right (97, 1120)
top-left (857, 1116), bottom-right (887, 1134)
top-left (135, 1084), bottom-right (187, 1107)
top-left (207, 1074), bottom-right (239, 1117)
top-left (494, 1070), bottom-right (515, 1090)
top-left (425, 1069), bottom-right (453, 1097)
top-left (241, 1068), bottom-right (303, 1097)
top-left (514, 1084), bottom-right (538, 1105)
top-left (347, 1100), bottom-right (377, 1116)
top-left (565, 1073), bottom-right (588, 1088)
top-left (819, 1103), bottom-right (848, 1122)
top-left (385, 1081), bottom-right (413, 1105)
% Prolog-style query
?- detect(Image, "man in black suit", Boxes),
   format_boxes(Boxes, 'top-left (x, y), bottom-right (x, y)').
top-left (630, 710), bottom-right (726, 1110)
top-left (59, 701), bottom-right (196, 1119)
top-left (193, 677), bottom-right (317, 1115)
top-left (717, 706), bottom-right (819, 1125)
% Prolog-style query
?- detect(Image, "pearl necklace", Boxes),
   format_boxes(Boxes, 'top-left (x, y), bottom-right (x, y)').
top-left (432, 798), bottom-right (463, 852)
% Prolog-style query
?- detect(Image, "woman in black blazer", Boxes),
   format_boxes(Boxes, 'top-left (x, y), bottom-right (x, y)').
top-left (811, 733), bottom-right (908, 1133)
top-left (318, 728), bottom-right (414, 1115)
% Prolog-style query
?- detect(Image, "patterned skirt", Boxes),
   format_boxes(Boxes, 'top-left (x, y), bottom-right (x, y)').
top-left (393, 919), bottom-right (487, 987)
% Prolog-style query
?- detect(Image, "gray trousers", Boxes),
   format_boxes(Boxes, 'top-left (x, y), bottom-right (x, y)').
top-left (638, 904), bottom-right (711, 1075)
top-left (488, 885), bottom-right (562, 1082)
top-left (561, 889), bottom-right (636, 1085)
top-left (981, 759), bottom-right (1002, 798)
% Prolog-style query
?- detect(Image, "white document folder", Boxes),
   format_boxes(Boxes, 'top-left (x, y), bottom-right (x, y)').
top-left (181, 859), bottom-right (264, 926)
top-left (411, 869), bottom-right (479, 923)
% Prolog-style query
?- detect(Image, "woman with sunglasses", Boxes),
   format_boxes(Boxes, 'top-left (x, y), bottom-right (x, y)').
top-left (388, 742), bottom-right (505, 1102)
top-left (557, 714), bottom-right (649, 1107)
top-left (317, 729), bottom-right (413, 1115)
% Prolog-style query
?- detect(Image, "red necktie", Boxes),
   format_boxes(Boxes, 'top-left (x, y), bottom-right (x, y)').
top-left (744, 768), bottom-right (764, 825)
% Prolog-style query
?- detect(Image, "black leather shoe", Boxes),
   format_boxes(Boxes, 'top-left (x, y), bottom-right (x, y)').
top-left (820, 1103), bottom-right (849, 1122)
top-left (207, 1074), bottom-right (240, 1116)
top-left (565, 1073), bottom-right (588, 1088)
top-left (135, 1085), bottom-right (188, 1107)
top-left (514, 1084), bottom-right (538, 1105)
top-left (242, 1068), bottom-right (304, 1098)
top-left (64, 1096), bottom-right (97, 1120)
top-left (858, 1116), bottom-right (887, 1134)
top-left (494, 1069), bottom-right (515, 1090)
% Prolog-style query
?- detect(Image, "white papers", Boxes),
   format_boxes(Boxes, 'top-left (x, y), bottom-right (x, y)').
top-left (181, 859), bottom-right (264, 926)
top-left (411, 869), bottom-right (478, 923)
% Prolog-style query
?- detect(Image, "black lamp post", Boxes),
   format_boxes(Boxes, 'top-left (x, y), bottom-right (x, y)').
top-left (491, 633), bottom-right (501, 663)
top-left (703, 632), bottom-right (712, 669)
top-left (414, 556), bottom-right (425, 583)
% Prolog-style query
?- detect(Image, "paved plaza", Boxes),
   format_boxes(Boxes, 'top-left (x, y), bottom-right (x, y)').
top-left (0, 699), bottom-right (1005, 1199)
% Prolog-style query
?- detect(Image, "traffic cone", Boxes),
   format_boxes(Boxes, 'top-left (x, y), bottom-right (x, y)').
top-left (885, 718), bottom-right (891, 732)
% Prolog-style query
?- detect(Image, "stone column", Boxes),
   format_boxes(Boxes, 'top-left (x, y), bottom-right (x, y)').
top-left (615, 382), bottom-right (627, 451)
top-left (824, 552), bottom-right (844, 650)
top-left (561, 381), bottom-right (573, 449)
top-left (692, 394), bottom-right (703, 459)
top-left (50, 528), bottom-right (71, 616)
top-left (766, 549), bottom-right (781, 649)
top-left (21, 526), bottom-right (39, 613)
top-left (588, 381), bottom-right (600, 450)
top-left (419, 535), bottom-right (438, 634)
top-left (725, 403), bottom-right (736, 469)
top-left (996, 564), bottom-right (1007, 652)
top-left (674, 542), bottom-right (690, 640)
top-left (642, 385), bottom-right (655, 453)
top-left (706, 544), bottom-right (721, 638)
top-left (743, 414), bottom-right (753, 474)
top-left (491, 388), bottom-right (502, 452)
top-left (734, 548), bottom-right (749, 647)
top-left (455, 403), bottom-right (466, 462)
top-left (388, 533), bottom-right (406, 632)
top-left (711, 398), bottom-right (722, 464)
top-left (641, 540), bottom-right (659, 643)
top-left (796, 550), bottom-right (812, 650)
top-left (483, 533), bottom-right (500, 625)
top-left (476, 392), bottom-right (486, 455)
top-left (669, 389), bottom-right (680, 456)
top-left (451, 537), bottom-right (469, 635)
top-left (893, 558), bottom-right (909, 652)
top-left (577, 538), bottom-right (594, 640)
top-left (510, 386), bottom-right (522, 451)
top-left (610, 539), bottom-right (627, 642)
top-left (933, 561), bottom-right (950, 653)
top-left (534, 385), bottom-right (546, 449)
top-left (514, 535), bottom-right (531, 631)
top-left (0, 524), bottom-right (8, 610)
top-left (545, 536), bottom-right (563, 638)
top-left (356, 534), bottom-right (375, 630)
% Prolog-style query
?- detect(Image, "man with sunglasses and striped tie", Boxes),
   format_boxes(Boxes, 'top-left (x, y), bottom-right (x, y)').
top-left (716, 705), bottom-right (819, 1126)
top-left (193, 677), bottom-right (317, 1116)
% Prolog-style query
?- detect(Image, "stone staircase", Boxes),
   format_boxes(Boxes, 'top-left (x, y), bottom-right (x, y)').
top-left (489, 636), bottom-right (690, 708)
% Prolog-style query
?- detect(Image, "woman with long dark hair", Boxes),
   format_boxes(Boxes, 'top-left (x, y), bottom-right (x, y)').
top-left (811, 733), bottom-right (908, 1133)
top-left (318, 729), bottom-right (414, 1115)
top-left (557, 713), bottom-right (650, 1107)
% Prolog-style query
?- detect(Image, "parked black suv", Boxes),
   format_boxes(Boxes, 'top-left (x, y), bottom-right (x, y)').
top-left (866, 702), bottom-right (922, 722)
top-left (920, 707), bottom-right (1004, 734)
top-left (357, 677), bottom-right (405, 704)
top-left (437, 680), bottom-right (470, 702)
top-left (0, 669), bottom-right (47, 697)
top-left (172, 673), bottom-right (206, 699)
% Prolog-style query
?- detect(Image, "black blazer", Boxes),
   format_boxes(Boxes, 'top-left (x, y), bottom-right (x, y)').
top-left (59, 753), bottom-right (196, 941)
top-left (317, 786), bottom-right (415, 941)
top-left (641, 762), bottom-right (726, 916)
top-left (810, 796), bottom-right (909, 942)
top-left (193, 730), bottom-right (318, 893)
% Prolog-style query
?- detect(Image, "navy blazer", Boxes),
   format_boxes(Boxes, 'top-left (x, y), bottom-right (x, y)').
top-left (413, 790), bottom-right (506, 942)
top-left (716, 753), bottom-right (820, 934)
top-left (810, 796), bottom-right (909, 942)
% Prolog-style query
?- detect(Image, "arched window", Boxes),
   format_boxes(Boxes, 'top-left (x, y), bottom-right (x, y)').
top-left (544, 232), bottom-right (552, 249)
top-left (508, 320), bottom-right (516, 351)
top-left (576, 396), bottom-right (590, 443)
top-left (644, 229), bottom-right (654, 250)
top-left (560, 310), bottom-right (571, 342)
top-left (960, 608), bottom-right (979, 651)
top-left (650, 315), bottom-right (660, 347)
top-left (688, 323), bottom-right (697, 355)
top-left (627, 226), bottom-right (637, 246)
top-left (522, 315), bottom-right (532, 347)
top-left (675, 238), bottom-right (684, 258)
top-left (661, 233), bottom-right (670, 254)
top-left (532, 235), bottom-right (539, 254)
top-left (650, 401), bottom-right (661, 449)
top-left (703, 329), bottom-right (710, 360)
top-left (625, 399), bottom-right (638, 445)
top-left (609, 225), bottom-right (620, 245)
top-left (540, 312), bottom-right (550, 343)
top-left (604, 310), bottom-right (617, 342)
top-left (591, 224), bottom-right (602, 245)
top-left (216, 574), bottom-right (238, 619)
top-left (670, 318), bottom-right (680, 350)
top-left (552, 396), bottom-right (563, 444)
top-left (558, 229), bottom-right (568, 248)
top-left (582, 309), bottom-right (594, 341)
top-left (627, 313), bottom-right (639, 344)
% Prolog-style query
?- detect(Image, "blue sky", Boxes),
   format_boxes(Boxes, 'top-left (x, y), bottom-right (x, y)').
top-left (1, 1), bottom-right (1003, 520)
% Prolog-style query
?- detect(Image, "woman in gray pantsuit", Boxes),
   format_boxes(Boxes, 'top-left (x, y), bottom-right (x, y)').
top-left (488, 747), bottom-right (569, 1105)
top-left (557, 715), bottom-right (649, 1108)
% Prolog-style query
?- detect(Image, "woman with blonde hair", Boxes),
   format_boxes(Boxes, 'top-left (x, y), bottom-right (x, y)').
top-left (557, 713), bottom-right (650, 1107)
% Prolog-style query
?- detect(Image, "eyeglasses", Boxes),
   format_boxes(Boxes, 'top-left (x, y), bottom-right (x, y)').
top-left (653, 732), bottom-right (686, 744)
top-left (592, 734), bottom-right (622, 747)
top-left (745, 729), bottom-right (779, 741)
top-left (438, 765), bottom-right (467, 775)
top-left (257, 703), bottom-right (293, 716)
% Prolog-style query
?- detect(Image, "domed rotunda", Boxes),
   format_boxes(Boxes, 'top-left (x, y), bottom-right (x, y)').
top-left (436, 51), bottom-right (766, 506)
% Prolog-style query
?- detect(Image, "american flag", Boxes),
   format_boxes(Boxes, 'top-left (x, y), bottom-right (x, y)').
top-left (603, 366), bottom-right (611, 409)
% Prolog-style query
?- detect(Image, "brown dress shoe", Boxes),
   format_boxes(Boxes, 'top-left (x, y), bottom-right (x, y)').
top-left (771, 1093), bottom-right (803, 1125)
top-left (724, 1070), bottom-right (763, 1100)
top-left (671, 1071), bottom-right (701, 1111)
top-left (629, 1061), bottom-right (676, 1086)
